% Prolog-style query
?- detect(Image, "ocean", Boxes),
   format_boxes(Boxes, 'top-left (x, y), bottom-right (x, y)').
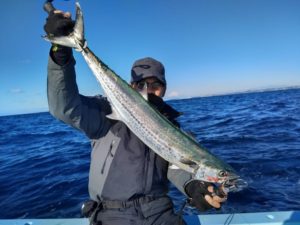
top-left (0, 88), bottom-right (299, 219)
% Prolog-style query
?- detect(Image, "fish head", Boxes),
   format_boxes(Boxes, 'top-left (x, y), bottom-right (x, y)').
top-left (195, 160), bottom-right (247, 193)
top-left (195, 164), bottom-right (237, 183)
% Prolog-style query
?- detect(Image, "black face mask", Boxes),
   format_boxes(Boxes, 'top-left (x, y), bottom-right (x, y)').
top-left (147, 94), bottom-right (181, 127)
top-left (148, 94), bottom-right (164, 112)
top-left (147, 93), bottom-right (181, 127)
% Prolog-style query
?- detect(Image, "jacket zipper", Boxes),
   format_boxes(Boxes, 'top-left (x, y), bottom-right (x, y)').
top-left (101, 140), bottom-right (115, 174)
top-left (143, 147), bottom-right (151, 193)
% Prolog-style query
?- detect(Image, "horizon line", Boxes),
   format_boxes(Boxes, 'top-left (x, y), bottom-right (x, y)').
top-left (1, 86), bottom-right (300, 117)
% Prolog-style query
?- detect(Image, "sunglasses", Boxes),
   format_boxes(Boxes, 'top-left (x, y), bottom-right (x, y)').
top-left (136, 80), bottom-right (164, 90)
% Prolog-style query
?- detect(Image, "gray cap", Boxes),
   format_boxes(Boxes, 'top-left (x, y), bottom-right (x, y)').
top-left (131, 57), bottom-right (166, 85)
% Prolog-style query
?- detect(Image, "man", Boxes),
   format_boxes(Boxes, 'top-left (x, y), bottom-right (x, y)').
top-left (44, 10), bottom-right (227, 225)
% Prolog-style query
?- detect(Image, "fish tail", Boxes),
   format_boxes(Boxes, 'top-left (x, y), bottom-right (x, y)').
top-left (43, 2), bottom-right (86, 51)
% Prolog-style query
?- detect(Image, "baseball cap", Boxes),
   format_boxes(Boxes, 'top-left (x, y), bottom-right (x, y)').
top-left (130, 57), bottom-right (166, 85)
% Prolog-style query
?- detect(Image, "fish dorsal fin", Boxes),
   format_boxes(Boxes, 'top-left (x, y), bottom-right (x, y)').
top-left (106, 104), bottom-right (121, 121)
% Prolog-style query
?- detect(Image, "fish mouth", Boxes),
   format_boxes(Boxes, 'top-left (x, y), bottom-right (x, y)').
top-left (223, 177), bottom-right (248, 193)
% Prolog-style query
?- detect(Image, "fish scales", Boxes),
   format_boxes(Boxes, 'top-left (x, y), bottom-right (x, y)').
top-left (83, 47), bottom-right (217, 174)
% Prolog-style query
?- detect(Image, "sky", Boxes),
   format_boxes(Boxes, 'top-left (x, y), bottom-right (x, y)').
top-left (0, 0), bottom-right (299, 116)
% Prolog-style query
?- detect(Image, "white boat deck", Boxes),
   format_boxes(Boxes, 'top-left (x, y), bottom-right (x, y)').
top-left (0, 211), bottom-right (299, 225)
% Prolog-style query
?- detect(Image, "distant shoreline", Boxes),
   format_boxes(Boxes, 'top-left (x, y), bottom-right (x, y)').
top-left (1, 86), bottom-right (300, 117)
top-left (167, 86), bottom-right (300, 101)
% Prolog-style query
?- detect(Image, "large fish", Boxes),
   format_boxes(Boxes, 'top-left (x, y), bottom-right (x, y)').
top-left (44, 2), bottom-right (247, 193)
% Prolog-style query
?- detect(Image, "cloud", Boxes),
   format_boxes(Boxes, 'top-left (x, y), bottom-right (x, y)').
top-left (9, 88), bottom-right (24, 94)
top-left (167, 91), bottom-right (180, 98)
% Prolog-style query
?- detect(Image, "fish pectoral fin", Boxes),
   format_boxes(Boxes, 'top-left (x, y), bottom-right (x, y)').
top-left (179, 158), bottom-right (198, 169)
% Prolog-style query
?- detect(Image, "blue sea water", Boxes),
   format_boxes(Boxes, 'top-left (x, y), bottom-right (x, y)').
top-left (0, 88), bottom-right (300, 219)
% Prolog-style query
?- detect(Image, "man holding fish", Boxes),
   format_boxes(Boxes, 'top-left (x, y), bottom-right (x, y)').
top-left (44, 4), bottom-right (229, 225)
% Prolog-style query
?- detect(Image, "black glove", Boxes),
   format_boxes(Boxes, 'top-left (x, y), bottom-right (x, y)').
top-left (44, 11), bottom-right (75, 37)
top-left (44, 11), bottom-right (75, 66)
top-left (185, 180), bottom-right (215, 211)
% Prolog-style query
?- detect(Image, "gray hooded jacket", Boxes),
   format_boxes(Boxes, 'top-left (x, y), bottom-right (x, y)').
top-left (47, 56), bottom-right (192, 201)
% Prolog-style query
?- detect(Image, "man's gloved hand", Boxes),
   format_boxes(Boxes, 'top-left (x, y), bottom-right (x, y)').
top-left (44, 10), bottom-right (75, 65)
top-left (185, 180), bottom-right (227, 211)
top-left (44, 10), bottom-right (75, 37)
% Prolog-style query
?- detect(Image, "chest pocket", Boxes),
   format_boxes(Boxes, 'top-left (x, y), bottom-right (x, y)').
top-left (89, 129), bottom-right (121, 200)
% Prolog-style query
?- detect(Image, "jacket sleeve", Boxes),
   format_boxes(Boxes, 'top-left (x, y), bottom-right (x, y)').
top-left (167, 164), bottom-right (193, 196)
top-left (47, 55), bottom-right (111, 139)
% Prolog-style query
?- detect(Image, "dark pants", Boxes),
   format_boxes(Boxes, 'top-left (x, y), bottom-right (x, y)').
top-left (92, 197), bottom-right (186, 225)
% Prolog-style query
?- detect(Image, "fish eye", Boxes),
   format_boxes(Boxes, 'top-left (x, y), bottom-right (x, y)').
top-left (219, 170), bottom-right (228, 177)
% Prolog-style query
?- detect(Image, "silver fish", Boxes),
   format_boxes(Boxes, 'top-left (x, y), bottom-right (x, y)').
top-left (44, 2), bottom-right (247, 193)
